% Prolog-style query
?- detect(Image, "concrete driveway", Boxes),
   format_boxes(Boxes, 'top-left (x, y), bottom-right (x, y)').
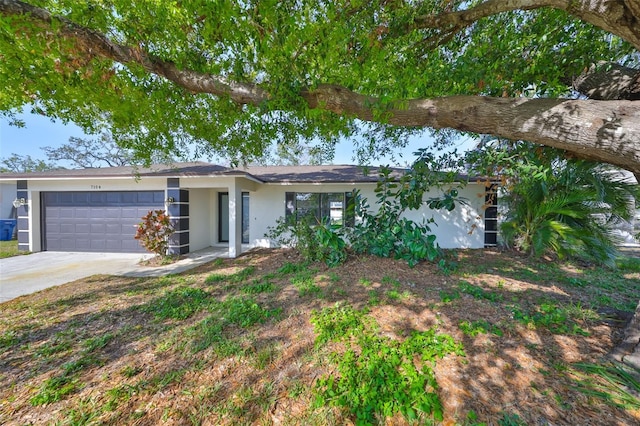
top-left (0, 248), bottom-right (228, 303)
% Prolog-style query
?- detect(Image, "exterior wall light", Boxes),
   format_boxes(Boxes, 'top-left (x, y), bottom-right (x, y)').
top-left (165, 196), bottom-right (176, 206)
top-left (12, 198), bottom-right (27, 208)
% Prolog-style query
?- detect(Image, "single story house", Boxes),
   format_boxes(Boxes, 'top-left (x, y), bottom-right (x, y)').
top-left (0, 162), bottom-right (497, 257)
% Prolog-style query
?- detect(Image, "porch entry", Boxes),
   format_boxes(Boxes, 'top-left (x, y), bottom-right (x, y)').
top-left (218, 192), bottom-right (250, 244)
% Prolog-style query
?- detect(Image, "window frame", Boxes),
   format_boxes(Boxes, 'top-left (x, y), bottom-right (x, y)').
top-left (285, 191), bottom-right (355, 227)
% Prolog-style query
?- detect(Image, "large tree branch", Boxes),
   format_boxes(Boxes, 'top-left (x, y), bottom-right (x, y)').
top-left (2, 0), bottom-right (640, 175)
top-left (412, 0), bottom-right (640, 51)
top-left (0, 1), bottom-right (270, 105)
top-left (304, 85), bottom-right (640, 174)
top-left (571, 62), bottom-right (640, 100)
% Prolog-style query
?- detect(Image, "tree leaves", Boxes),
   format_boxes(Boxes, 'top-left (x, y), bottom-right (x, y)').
top-left (0, 1), bottom-right (637, 166)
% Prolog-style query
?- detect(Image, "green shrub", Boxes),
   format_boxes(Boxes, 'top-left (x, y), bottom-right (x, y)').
top-left (266, 165), bottom-right (465, 268)
top-left (479, 144), bottom-right (638, 266)
top-left (350, 167), bottom-right (449, 267)
top-left (266, 217), bottom-right (348, 267)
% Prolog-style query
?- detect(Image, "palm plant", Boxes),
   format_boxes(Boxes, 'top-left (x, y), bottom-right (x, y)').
top-left (500, 157), bottom-right (638, 266)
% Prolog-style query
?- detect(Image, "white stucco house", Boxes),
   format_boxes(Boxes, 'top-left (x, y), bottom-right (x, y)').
top-left (0, 162), bottom-right (497, 257)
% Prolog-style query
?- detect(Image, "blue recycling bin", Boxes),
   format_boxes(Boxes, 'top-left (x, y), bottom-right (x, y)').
top-left (0, 219), bottom-right (17, 241)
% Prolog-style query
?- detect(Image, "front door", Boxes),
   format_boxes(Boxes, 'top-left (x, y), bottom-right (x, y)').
top-left (219, 191), bottom-right (249, 244)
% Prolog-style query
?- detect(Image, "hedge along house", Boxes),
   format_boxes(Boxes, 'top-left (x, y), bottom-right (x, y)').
top-left (0, 162), bottom-right (497, 257)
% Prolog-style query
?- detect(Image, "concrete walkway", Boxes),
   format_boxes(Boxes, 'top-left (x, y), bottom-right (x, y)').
top-left (0, 247), bottom-right (228, 303)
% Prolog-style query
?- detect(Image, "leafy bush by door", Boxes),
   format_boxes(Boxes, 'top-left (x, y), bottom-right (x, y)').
top-left (135, 210), bottom-right (175, 256)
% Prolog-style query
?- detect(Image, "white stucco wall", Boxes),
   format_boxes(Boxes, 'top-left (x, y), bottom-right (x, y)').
top-left (188, 188), bottom-right (213, 251)
top-left (246, 182), bottom-right (487, 250)
top-left (0, 182), bottom-right (17, 219)
top-left (246, 182), bottom-right (368, 248)
top-left (401, 184), bottom-right (486, 249)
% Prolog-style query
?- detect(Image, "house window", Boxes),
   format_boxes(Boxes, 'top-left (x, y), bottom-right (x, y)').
top-left (242, 192), bottom-right (249, 244)
top-left (285, 192), bottom-right (355, 226)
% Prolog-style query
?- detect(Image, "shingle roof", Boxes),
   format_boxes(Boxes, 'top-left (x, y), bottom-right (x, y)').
top-left (0, 162), bottom-right (408, 183)
top-left (0, 162), bottom-right (229, 179)
top-left (239, 165), bottom-right (406, 183)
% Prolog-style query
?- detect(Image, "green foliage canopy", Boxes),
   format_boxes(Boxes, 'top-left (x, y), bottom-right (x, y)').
top-left (1, 1), bottom-right (638, 166)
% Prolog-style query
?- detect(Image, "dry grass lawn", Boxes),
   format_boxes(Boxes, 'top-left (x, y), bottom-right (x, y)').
top-left (1, 248), bottom-right (639, 425)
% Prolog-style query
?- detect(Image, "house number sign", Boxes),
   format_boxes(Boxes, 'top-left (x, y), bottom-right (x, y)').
top-left (90, 185), bottom-right (102, 189)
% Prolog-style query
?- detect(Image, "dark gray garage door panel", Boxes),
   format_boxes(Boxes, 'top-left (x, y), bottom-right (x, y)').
top-left (43, 191), bottom-right (164, 253)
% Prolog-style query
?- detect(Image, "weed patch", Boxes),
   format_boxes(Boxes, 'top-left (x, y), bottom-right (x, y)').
top-left (511, 303), bottom-right (590, 335)
top-left (29, 327), bottom-right (120, 406)
top-left (205, 266), bottom-right (255, 284)
top-left (186, 297), bottom-right (280, 354)
top-left (30, 375), bottom-right (79, 405)
top-left (62, 353), bottom-right (105, 375)
top-left (310, 303), bottom-right (373, 345)
top-left (218, 297), bottom-right (281, 327)
top-left (0, 330), bottom-right (21, 352)
top-left (241, 278), bottom-right (276, 294)
top-left (276, 261), bottom-right (307, 275)
top-left (459, 280), bottom-right (503, 302)
top-left (82, 333), bottom-right (115, 352)
top-left (35, 338), bottom-right (73, 358)
top-left (311, 303), bottom-right (464, 423)
top-left (616, 256), bottom-right (640, 272)
top-left (459, 320), bottom-right (503, 337)
top-left (498, 411), bottom-right (527, 425)
top-left (292, 270), bottom-right (322, 297)
top-left (4, 248), bottom-right (639, 425)
top-left (439, 289), bottom-right (461, 303)
top-left (142, 286), bottom-right (210, 320)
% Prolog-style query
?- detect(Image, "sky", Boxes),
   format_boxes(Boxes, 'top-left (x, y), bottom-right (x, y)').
top-left (0, 112), bottom-right (475, 168)
top-left (0, 114), bottom-right (85, 163)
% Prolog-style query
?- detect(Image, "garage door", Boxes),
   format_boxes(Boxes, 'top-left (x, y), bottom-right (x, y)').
top-left (42, 191), bottom-right (165, 253)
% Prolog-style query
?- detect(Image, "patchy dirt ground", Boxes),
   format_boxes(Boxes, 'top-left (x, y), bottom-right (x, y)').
top-left (0, 248), bottom-right (639, 425)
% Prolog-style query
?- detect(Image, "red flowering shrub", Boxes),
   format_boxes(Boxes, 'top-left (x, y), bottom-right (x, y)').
top-left (134, 210), bottom-right (175, 256)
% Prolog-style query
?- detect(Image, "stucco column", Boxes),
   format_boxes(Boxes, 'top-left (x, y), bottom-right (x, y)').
top-left (166, 178), bottom-right (190, 255)
top-left (484, 184), bottom-right (498, 248)
top-left (16, 180), bottom-right (29, 252)
top-left (228, 180), bottom-right (243, 258)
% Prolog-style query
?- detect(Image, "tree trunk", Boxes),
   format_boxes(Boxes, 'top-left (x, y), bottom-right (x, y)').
top-left (608, 299), bottom-right (640, 372)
